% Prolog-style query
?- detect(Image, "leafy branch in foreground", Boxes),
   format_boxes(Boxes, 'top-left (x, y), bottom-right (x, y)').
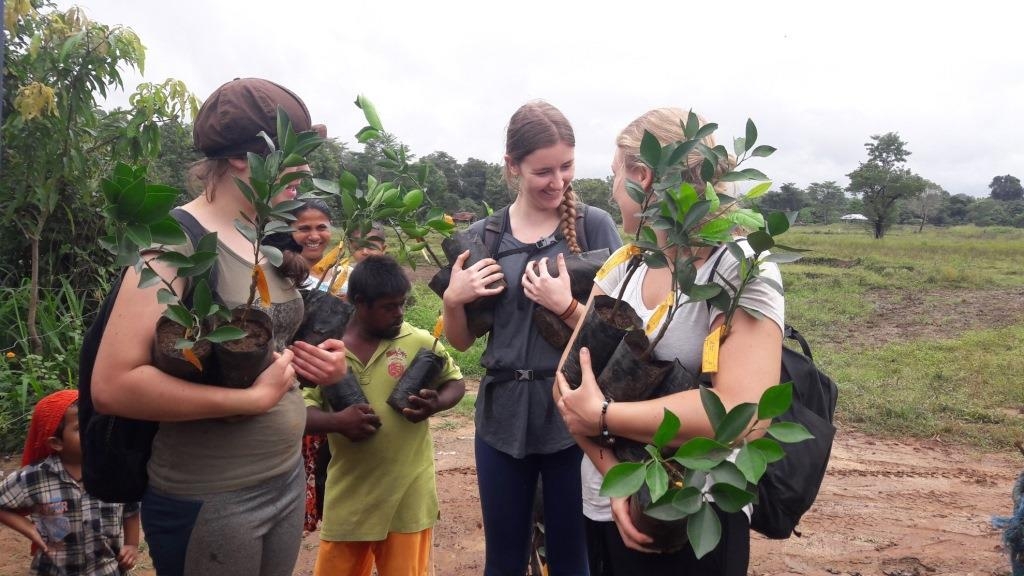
top-left (600, 384), bottom-right (813, 558)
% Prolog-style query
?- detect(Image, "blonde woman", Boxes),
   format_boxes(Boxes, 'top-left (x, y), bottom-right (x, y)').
top-left (555, 108), bottom-right (784, 575)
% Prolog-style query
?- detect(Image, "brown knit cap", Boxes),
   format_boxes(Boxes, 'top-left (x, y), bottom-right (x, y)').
top-left (193, 78), bottom-right (312, 158)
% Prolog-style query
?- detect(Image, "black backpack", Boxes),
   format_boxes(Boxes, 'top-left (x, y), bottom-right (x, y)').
top-left (78, 208), bottom-right (216, 503)
top-left (706, 246), bottom-right (838, 538)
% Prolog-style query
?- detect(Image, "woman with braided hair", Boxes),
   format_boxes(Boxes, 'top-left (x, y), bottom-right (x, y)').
top-left (443, 100), bottom-right (621, 575)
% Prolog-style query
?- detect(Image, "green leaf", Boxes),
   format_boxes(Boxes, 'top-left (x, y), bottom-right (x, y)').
top-left (626, 179), bottom-right (647, 205)
top-left (156, 288), bottom-right (178, 305)
top-left (748, 437), bottom-right (786, 463)
top-left (687, 502), bottom-right (722, 560)
top-left (745, 119), bottom-right (758, 149)
top-left (708, 483), bottom-right (755, 513)
top-left (750, 145), bottom-right (776, 158)
top-left (734, 442), bottom-right (769, 483)
top-left (125, 224), bottom-right (152, 250)
top-left (355, 126), bottom-right (379, 144)
top-left (684, 111), bottom-right (700, 139)
top-left (204, 325), bottom-right (247, 343)
top-left (163, 305), bottom-right (193, 328)
top-left (709, 460), bottom-right (748, 489)
top-left (747, 230), bottom-right (774, 253)
top-left (644, 486), bottom-right (701, 521)
top-left (744, 181), bottom-right (772, 200)
top-left (728, 209), bottom-right (765, 230)
top-left (694, 122), bottom-right (718, 141)
top-left (154, 251), bottom-right (192, 268)
top-left (600, 462), bottom-right (647, 498)
top-left (138, 268), bottom-right (162, 289)
top-left (698, 219), bottom-right (734, 243)
top-left (758, 382), bottom-right (793, 420)
top-left (733, 136), bottom-right (746, 157)
top-left (356, 95), bottom-right (384, 131)
top-left (766, 212), bottom-right (791, 236)
top-left (681, 200), bottom-right (711, 232)
top-left (763, 252), bottom-right (803, 264)
top-left (192, 279), bottom-right (213, 318)
top-left (260, 244), bottom-right (284, 267)
top-left (403, 189), bottom-right (425, 211)
top-left (700, 386), bottom-right (726, 430)
top-left (181, 253), bottom-right (217, 278)
top-left (685, 282), bottom-right (722, 303)
top-left (639, 130), bottom-right (661, 168)
top-left (666, 139), bottom-right (697, 169)
top-left (652, 409), bottom-right (681, 450)
top-left (767, 422), bottom-right (815, 443)
top-left (714, 402), bottom-right (757, 444)
top-left (700, 158), bottom-right (716, 184)
top-left (313, 178), bottom-right (340, 195)
top-left (672, 437), bottom-right (730, 470)
top-left (136, 190), bottom-right (179, 224)
top-left (196, 232), bottom-right (219, 254)
top-left (646, 462), bottom-right (670, 503)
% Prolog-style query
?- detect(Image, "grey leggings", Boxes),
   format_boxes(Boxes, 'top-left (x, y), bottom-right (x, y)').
top-left (142, 462), bottom-right (305, 576)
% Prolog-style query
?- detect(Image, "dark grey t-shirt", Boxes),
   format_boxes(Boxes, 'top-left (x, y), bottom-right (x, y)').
top-left (470, 206), bottom-right (622, 458)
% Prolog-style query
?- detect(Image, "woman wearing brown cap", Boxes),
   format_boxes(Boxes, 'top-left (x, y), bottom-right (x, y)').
top-left (91, 78), bottom-right (347, 576)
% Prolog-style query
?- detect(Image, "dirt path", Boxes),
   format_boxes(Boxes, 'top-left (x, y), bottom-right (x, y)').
top-left (0, 417), bottom-right (1018, 576)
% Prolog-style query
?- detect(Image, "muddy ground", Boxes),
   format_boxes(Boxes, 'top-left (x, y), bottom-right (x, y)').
top-left (2, 412), bottom-right (1018, 576)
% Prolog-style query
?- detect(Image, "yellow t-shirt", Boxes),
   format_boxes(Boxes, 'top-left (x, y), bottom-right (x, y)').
top-left (304, 323), bottom-right (462, 542)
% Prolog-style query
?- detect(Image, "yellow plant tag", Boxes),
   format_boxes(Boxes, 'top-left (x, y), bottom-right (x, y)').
top-left (645, 293), bottom-right (674, 335)
top-left (254, 265), bottom-right (271, 307)
top-left (595, 244), bottom-right (641, 281)
top-left (702, 325), bottom-right (726, 374)
top-left (432, 315), bottom-right (445, 339)
top-left (329, 262), bottom-right (351, 295)
top-left (312, 241), bottom-right (344, 276)
top-left (182, 347), bottom-right (203, 372)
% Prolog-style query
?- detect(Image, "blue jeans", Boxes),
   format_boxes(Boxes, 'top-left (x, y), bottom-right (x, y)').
top-left (475, 437), bottom-right (589, 576)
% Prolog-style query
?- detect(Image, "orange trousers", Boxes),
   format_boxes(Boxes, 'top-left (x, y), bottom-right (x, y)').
top-left (313, 528), bottom-right (433, 576)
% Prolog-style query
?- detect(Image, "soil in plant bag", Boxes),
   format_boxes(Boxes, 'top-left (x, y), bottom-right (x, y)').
top-left (561, 295), bottom-right (642, 389)
top-left (531, 249), bottom-right (613, 350)
top-left (386, 347), bottom-right (446, 414)
top-left (214, 307), bottom-right (274, 389)
top-left (152, 317), bottom-right (214, 383)
top-left (630, 482), bottom-right (690, 553)
top-left (293, 289), bottom-right (354, 386)
top-left (430, 230), bottom-right (507, 338)
top-left (612, 359), bottom-right (701, 462)
top-left (598, 330), bottom-right (673, 403)
top-left (429, 266), bottom-right (496, 339)
top-left (322, 368), bottom-right (372, 414)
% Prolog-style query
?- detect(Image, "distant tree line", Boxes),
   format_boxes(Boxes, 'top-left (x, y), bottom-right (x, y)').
top-left (148, 121), bottom-right (621, 225)
top-left (754, 132), bottom-right (1023, 238)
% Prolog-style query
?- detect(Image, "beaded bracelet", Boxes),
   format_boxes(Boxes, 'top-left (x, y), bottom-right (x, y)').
top-left (558, 298), bottom-right (579, 321)
top-left (600, 397), bottom-right (615, 445)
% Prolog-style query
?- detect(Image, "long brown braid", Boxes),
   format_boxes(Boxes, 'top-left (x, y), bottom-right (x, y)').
top-left (559, 184), bottom-right (581, 255)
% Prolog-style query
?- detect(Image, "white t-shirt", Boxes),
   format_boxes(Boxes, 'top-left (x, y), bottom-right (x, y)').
top-left (581, 242), bottom-right (785, 521)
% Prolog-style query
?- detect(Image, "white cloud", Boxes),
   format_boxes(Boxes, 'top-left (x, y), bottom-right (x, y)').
top-left (56, 0), bottom-right (1024, 196)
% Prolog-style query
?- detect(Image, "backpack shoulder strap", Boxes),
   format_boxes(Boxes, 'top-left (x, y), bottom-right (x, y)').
top-left (483, 207), bottom-right (508, 257)
top-left (169, 207), bottom-right (219, 299)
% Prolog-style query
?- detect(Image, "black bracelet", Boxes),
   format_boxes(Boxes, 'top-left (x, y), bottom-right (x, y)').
top-left (599, 397), bottom-right (615, 446)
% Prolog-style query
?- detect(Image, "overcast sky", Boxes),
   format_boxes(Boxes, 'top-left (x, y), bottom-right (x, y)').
top-left (57, 0), bottom-right (1024, 197)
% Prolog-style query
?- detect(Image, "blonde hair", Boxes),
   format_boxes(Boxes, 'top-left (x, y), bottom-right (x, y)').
top-left (504, 100), bottom-right (581, 254)
top-left (616, 108), bottom-right (735, 194)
